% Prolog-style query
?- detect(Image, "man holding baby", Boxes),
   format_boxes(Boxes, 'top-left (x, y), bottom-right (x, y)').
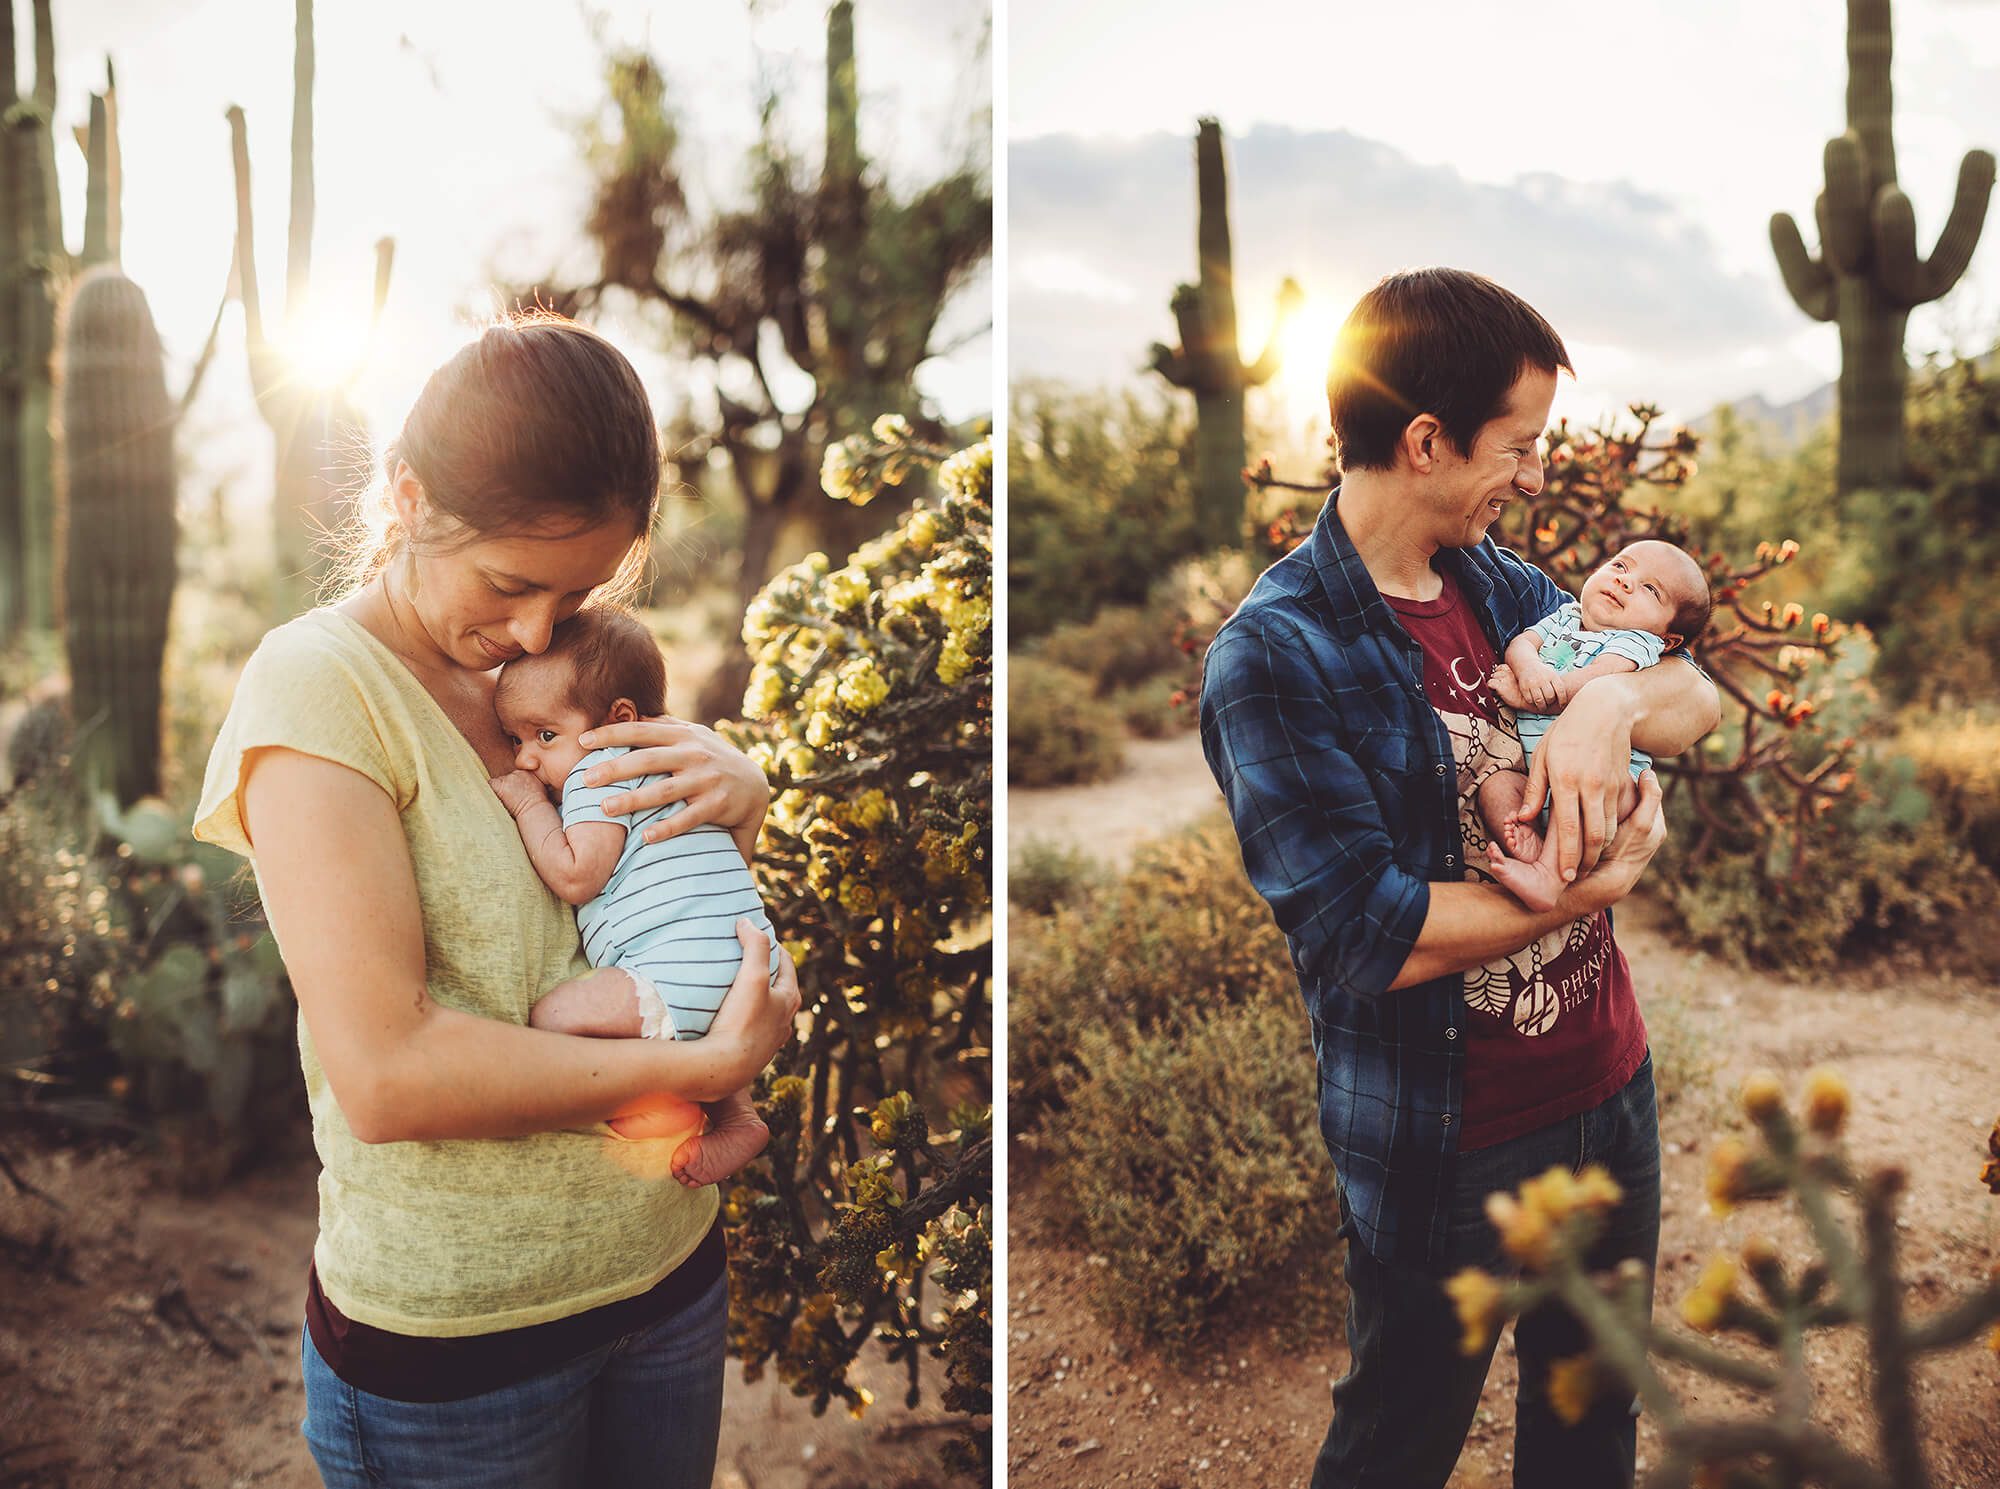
top-left (1200, 267), bottom-right (1721, 1488)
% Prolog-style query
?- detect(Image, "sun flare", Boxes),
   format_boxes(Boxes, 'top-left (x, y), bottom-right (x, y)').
top-left (275, 301), bottom-right (371, 392)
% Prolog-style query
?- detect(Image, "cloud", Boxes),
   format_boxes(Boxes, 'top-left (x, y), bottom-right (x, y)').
top-left (1010, 125), bottom-right (1801, 412)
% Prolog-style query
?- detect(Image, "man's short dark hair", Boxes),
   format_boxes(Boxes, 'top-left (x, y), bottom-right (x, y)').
top-left (1327, 268), bottom-right (1572, 473)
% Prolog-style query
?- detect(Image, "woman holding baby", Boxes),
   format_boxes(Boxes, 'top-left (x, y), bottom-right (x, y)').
top-left (192, 313), bottom-right (796, 1487)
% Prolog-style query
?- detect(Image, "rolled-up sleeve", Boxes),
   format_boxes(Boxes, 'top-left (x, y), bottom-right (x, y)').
top-left (1199, 621), bottom-right (1430, 1010)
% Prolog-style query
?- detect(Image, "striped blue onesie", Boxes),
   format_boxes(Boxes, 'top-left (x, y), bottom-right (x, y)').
top-left (561, 746), bottom-right (782, 1041)
top-left (1511, 601), bottom-right (1666, 779)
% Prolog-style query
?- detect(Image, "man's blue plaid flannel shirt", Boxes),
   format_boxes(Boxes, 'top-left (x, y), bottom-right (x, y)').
top-left (1199, 492), bottom-right (1582, 1267)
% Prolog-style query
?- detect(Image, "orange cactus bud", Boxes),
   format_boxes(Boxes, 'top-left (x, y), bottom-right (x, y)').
top-left (1739, 1234), bottom-right (1779, 1270)
top-left (1740, 1070), bottom-right (1785, 1121)
top-left (1778, 539), bottom-right (1799, 560)
top-left (1812, 612), bottom-right (1830, 635)
top-left (1781, 602), bottom-right (1804, 627)
top-left (1801, 1069), bottom-right (1850, 1137)
top-left (1706, 1136), bottom-right (1752, 1215)
top-left (1681, 1256), bottom-right (1739, 1332)
top-left (1445, 1268), bottom-right (1505, 1355)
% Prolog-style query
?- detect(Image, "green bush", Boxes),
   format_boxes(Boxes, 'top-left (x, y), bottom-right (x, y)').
top-left (1107, 674), bottom-right (1197, 739)
top-left (1009, 382), bottom-right (1207, 642)
top-left (1656, 750), bottom-right (2000, 975)
top-left (1035, 604), bottom-right (1184, 694)
top-left (1046, 993), bottom-right (1336, 1353)
top-left (1008, 816), bottom-right (1292, 1126)
top-left (1007, 838), bottom-right (1105, 917)
top-left (1007, 657), bottom-right (1124, 787)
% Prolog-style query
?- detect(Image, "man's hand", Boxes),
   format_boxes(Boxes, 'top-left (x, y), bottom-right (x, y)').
top-left (1514, 680), bottom-right (1637, 882)
top-left (489, 769), bottom-right (547, 819)
top-left (1561, 769), bottom-right (1667, 916)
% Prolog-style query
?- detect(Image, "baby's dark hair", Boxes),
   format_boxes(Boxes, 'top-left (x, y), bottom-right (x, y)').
top-left (542, 606), bottom-right (666, 721)
top-left (1672, 581), bottom-right (1714, 649)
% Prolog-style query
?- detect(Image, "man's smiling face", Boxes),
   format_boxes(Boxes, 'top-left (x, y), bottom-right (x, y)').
top-left (1423, 364), bottom-right (1556, 550)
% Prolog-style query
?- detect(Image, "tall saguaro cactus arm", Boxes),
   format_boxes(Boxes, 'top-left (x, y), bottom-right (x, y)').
top-left (1768, 0), bottom-right (1995, 493)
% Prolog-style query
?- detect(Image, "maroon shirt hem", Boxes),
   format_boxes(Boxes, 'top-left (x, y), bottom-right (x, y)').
top-left (304, 1215), bottom-right (726, 1402)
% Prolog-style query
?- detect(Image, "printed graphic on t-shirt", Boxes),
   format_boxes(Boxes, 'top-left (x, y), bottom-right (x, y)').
top-left (1387, 585), bottom-right (1615, 1040)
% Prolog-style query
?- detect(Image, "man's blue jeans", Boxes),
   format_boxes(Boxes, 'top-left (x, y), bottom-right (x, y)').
top-left (1312, 1051), bottom-right (1662, 1489)
top-left (299, 1268), bottom-right (728, 1489)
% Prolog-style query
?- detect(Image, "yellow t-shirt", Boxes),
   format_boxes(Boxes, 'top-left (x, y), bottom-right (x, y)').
top-left (192, 608), bottom-right (718, 1336)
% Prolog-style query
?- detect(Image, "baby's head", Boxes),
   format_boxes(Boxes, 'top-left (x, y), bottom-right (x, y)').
top-left (1577, 540), bottom-right (1711, 651)
top-left (493, 606), bottom-right (667, 790)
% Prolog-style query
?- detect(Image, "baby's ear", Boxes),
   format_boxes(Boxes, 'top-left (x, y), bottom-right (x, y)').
top-left (607, 697), bottom-right (640, 724)
top-left (1663, 631), bottom-right (1685, 653)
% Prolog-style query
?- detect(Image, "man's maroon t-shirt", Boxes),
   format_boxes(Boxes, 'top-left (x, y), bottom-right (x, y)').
top-left (1383, 571), bottom-right (1647, 1151)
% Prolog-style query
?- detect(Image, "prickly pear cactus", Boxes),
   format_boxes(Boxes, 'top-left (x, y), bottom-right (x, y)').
top-left (1770, 0), bottom-right (1995, 493)
top-left (58, 265), bottom-right (177, 807)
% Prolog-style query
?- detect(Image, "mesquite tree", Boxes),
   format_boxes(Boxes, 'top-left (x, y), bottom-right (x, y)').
top-left (1148, 117), bottom-right (1300, 551)
top-left (722, 420), bottom-right (991, 1479)
top-left (1769, 0), bottom-right (1994, 494)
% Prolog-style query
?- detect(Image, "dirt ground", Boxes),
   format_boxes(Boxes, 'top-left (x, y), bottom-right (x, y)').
top-left (0, 1125), bottom-right (967, 1489)
top-left (1007, 734), bottom-right (2000, 1489)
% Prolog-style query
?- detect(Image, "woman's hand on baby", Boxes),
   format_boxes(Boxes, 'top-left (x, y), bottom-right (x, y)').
top-left (704, 922), bottom-right (801, 1087)
top-left (489, 769), bottom-right (546, 818)
top-left (574, 717), bottom-right (772, 844)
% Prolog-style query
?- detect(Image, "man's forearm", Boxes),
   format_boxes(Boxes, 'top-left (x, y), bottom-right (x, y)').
top-left (1387, 880), bottom-right (1594, 991)
top-left (1589, 660), bottom-right (1720, 758)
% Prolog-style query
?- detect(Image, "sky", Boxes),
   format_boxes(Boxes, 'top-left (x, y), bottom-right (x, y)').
top-left (25, 0), bottom-right (992, 512)
top-left (1009, 0), bottom-right (2000, 440)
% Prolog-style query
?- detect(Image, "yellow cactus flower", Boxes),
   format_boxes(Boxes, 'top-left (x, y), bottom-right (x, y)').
top-left (1485, 1190), bottom-right (1557, 1270)
top-left (871, 413), bottom-right (914, 443)
top-left (1706, 1136), bottom-right (1752, 1215)
top-left (938, 630), bottom-right (974, 685)
top-left (1444, 1268), bottom-right (1504, 1355)
top-left (1802, 1067), bottom-right (1850, 1137)
top-left (806, 711), bottom-right (839, 750)
top-left (779, 741), bottom-right (817, 779)
top-left (1740, 1069), bottom-right (1785, 1122)
top-left (837, 879), bottom-right (878, 916)
top-left (1680, 1256), bottom-right (1738, 1333)
top-left (905, 508), bottom-right (940, 549)
top-left (1574, 1167), bottom-right (1623, 1214)
top-left (938, 438), bottom-right (991, 499)
top-left (835, 657), bottom-right (891, 713)
top-left (743, 664), bottom-right (787, 720)
top-left (851, 788), bottom-right (892, 829)
top-left (1547, 1354), bottom-right (1596, 1426)
top-left (827, 565), bottom-right (871, 612)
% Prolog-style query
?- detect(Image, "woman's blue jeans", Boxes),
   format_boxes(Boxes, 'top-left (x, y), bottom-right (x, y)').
top-left (1312, 1052), bottom-right (1662, 1489)
top-left (299, 1269), bottom-right (728, 1489)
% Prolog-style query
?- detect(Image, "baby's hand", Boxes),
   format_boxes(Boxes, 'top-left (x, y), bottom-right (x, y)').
top-left (1506, 657), bottom-right (1562, 712)
top-left (490, 769), bottom-right (548, 818)
top-left (1489, 664), bottom-right (1526, 711)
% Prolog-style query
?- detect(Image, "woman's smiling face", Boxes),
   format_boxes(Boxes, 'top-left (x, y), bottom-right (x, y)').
top-left (392, 463), bottom-right (641, 673)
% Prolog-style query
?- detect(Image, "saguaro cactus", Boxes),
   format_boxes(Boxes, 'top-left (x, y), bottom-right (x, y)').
top-left (228, 0), bottom-right (394, 618)
top-left (1149, 118), bottom-right (1301, 550)
top-left (1770, 0), bottom-right (1995, 495)
top-left (58, 266), bottom-right (176, 807)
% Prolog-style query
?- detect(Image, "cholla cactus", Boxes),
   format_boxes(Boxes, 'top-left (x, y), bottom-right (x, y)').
top-left (1447, 1072), bottom-right (2000, 1487)
top-left (721, 422), bottom-right (992, 1478)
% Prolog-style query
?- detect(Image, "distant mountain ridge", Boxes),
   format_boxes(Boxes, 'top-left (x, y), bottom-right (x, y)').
top-left (1693, 380), bottom-right (1836, 449)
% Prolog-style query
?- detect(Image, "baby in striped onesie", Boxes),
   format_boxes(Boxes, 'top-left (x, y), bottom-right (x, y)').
top-left (489, 606), bottom-right (778, 1188)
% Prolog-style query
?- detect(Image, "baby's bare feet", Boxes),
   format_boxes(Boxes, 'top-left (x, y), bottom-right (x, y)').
top-left (671, 1105), bottom-right (770, 1188)
top-left (1484, 839), bottom-right (1565, 912)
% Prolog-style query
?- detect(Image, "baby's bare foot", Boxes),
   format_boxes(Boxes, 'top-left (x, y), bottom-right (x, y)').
top-left (1485, 839), bottom-right (1565, 912)
top-left (671, 1110), bottom-right (770, 1188)
top-left (1503, 817), bottom-right (1545, 862)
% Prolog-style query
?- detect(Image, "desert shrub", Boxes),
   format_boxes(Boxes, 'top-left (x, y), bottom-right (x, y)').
top-left (1008, 815), bottom-right (1292, 1127)
top-left (1656, 746), bottom-right (2000, 974)
top-left (1893, 707), bottom-right (2000, 875)
top-left (1107, 674), bottom-right (1197, 739)
top-left (1046, 992), bottom-right (1335, 1352)
top-left (722, 420), bottom-right (990, 1477)
top-left (0, 778), bottom-right (297, 1185)
top-left (1007, 838), bottom-right (1105, 917)
top-left (1034, 603), bottom-right (1184, 694)
top-left (1007, 657), bottom-right (1124, 787)
top-left (1009, 381), bottom-right (1207, 641)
